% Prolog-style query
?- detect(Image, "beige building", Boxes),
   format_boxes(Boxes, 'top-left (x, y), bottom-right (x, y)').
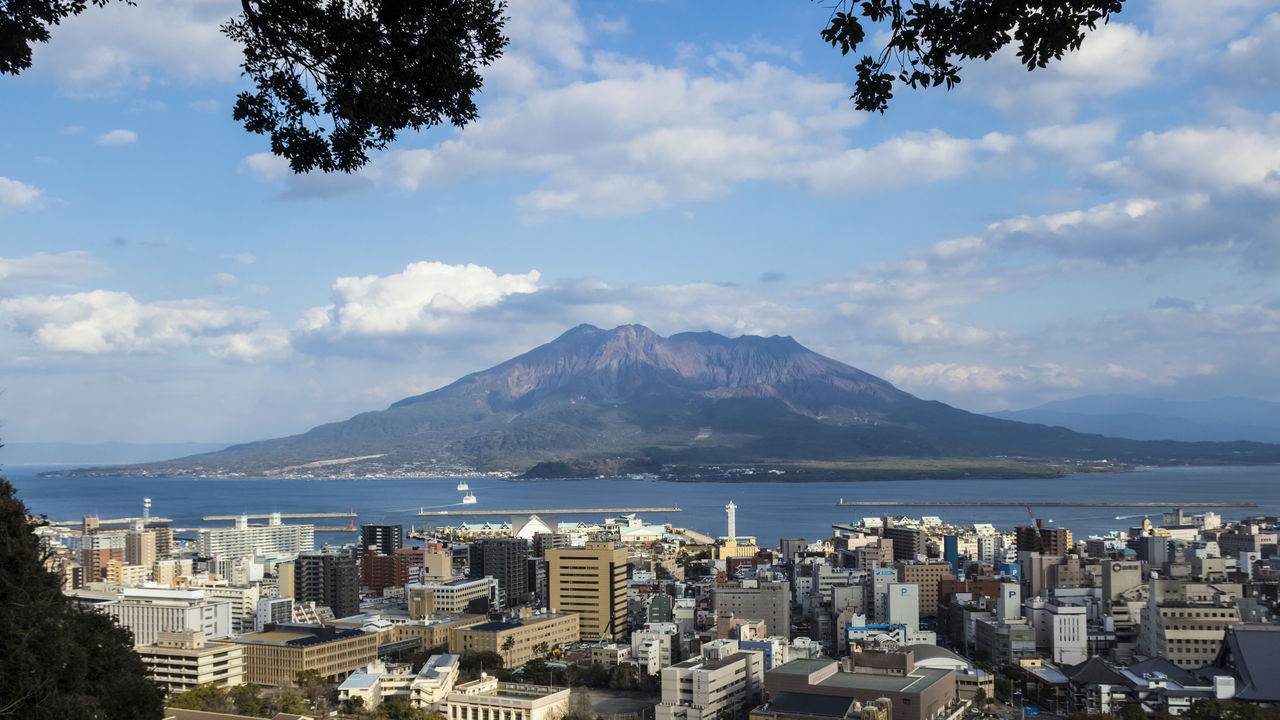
top-left (451, 611), bottom-right (580, 668)
top-left (126, 529), bottom-right (158, 568)
top-left (547, 541), bottom-right (630, 642)
top-left (137, 629), bottom-right (244, 695)
top-left (102, 586), bottom-right (232, 647)
top-left (895, 561), bottom-right (954, 616)
top-left (104, 559), bottom-right (151, 585)
top-left (445, 675), bottom-right (570, 720)
top-left (656, 640), bottom-right (765, 720)
top-left (1138, 581), bottom-right (1242, 669)
top-left (408, 577), bottom-right (498, 618)
top-left (392, 615), bottom-right (486, 651)
top-left (231, 624), bottom-right (378, 685)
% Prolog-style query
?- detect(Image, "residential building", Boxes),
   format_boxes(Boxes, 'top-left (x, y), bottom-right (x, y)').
top-left (470, 537), bottom-right (530, 608)
top-left (895, 561), bottom-right (954, 616)
top-left (361, 551), bottom-right (414, 594)
top-left (196, 514), bottom-right (314, 561)
top-left (656, 640), bottom-right (765, 720)
top-left (547, 541), bottom-right (629, 642)
top-left (82, 532), bottom-right (126, 582)
top-left (136, 629), bottom-right (244, 695)
top-left (1028, 598), bottom-right (1088, 666)
top-left (295, 552), bottom-right (359, 619)
top-left (1017, 520), bottom-right (1072, 556)
top-left (231, 624), bottom-right (378, 685)
top-left (126, 529), bottom-right (158, 568)
top-left (883, 526), bottom-right (925, 562)
top-left (632, 622), bottom-right (680, 675)
top-left (255, 596), bottom-right (294, 632)
top-left (360, 524), bottom-right (403, 556)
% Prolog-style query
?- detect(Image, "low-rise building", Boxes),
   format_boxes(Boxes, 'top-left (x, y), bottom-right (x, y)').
top-left (408, 577), bottom-right (498, 618)
top-left (231, 624), bottom-right (378, 685)
top-left (101, 585), bottom-right (232, 647)
top-left (764, 656), bottom-right (957, 720)
top-left (137, 629), bottom-right (244, 695)
top-left (656, 640), bottom-right (764, 720)
top-left (451, 611), bottom-right (580, 668)
top-left (445, 674), bottom-right (569, 720)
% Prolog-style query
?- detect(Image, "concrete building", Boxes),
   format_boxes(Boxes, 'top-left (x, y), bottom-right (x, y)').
top-left (196, 514), bottom-right (314, 561)
top-left (295, 552), bottom-right (359, 619)
top-left (360, 524), bottom-right (403, 556)
top-left (712, 576), bottom-right (791, 639)
top-left (764, 656), bottom-right (956, 720)
top-left (136, 629), bottom-right (244, 695)
top-left (470, 537), bottom-right (530, 608)
top-left (656, 640), bottom-right (765, 720)
top-left (450, 611), bottom-right (580, 668)
top-left (1027, 598), bottom-right (1088, 665)
top-left (231, 624), bottom-right (378, 685)
top-left (886, 583), bottom-right (920, 630)
top-left (975, 616), bottom-right (1036, 665)
top-left (101, 586), bottom-right (232, 647)
top-left (1138, 580), bottom-right (1243, 669)
top-left (192, 582), bottom-right (261, 635)
top-left (82, 532), bottom-right (126, 582)
top-left (1017, 520), bottom-right (1072, 556)
top-left (126, 529), bottom-right (158, 568)
top-left (255, 596), bottom-right (294, 631)
top-left (547, 541), bottom-right (629, 641)
top-left (445, 675), bottom-right (570, 720)
top-left (632, 622), bottom-right (680, 675)
top-left (895, 561), bottom-right (954, 616)
top-left (883, 526), bottom-right (925, 562)
top-left (407, 577), bottom-right (498, 618)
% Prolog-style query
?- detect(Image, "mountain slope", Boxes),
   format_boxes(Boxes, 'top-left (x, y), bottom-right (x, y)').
top-left (57, 325), bottom-right (1280, 477)
top-left (990, 395), bottom-right (1280, 443)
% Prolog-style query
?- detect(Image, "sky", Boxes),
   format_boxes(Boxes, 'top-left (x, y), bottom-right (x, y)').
top-left (1, 0), bottom-right (1279, 444)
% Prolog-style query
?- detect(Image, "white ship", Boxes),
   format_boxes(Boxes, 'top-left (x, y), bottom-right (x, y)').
top-left (461, 492), bottom-right (477, 504)
top-left (456, 481), bottom-right (470, 491)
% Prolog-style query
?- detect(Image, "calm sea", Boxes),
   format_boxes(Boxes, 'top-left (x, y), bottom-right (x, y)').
top-left (6, 465), bottom-right (1280, 548)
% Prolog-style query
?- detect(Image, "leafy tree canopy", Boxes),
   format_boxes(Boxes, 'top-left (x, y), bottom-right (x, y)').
top-left (0, 475), bottom-right (166, 719)
top-left (819, 0), bottom-right (1124, 111)
top-left (3, 1), bottom-right (1122, 171)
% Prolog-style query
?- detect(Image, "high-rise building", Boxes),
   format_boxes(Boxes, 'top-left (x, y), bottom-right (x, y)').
top-left (295, 553), bottom-right (360, 619)
top-left (882, 526), bottom-right (925, 562)
top-left (126, 529), bottom-right (158, 568)
top-left (895, 560), bottom-right (955, 617)
top-left (1016, 520), bottom-right (1072, 556)
top-left (711, 576), bottom-right (791, 639)
top-left (81, 533), bottom-right (126, 582)
top-left (547, 541), bottom-right (629, 642)
top-left (470, 538), bottom-right (529, 608)
top-left (359, 524), bottom-right (403, 556)
top-left (360, 551), bottom-right (413, 593)
top-left (197, 514), bottom-right (314, 561)
top-left (532, 532), bottom-right (570, 558)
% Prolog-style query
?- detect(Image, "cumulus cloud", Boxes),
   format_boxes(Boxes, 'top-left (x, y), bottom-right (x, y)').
top-left (96, 129), bottom-right (138, 146)
top-left (0, 177), bottom-right (44, 212)
top-left (0, 251), bottom-right (104, 289)
top-left (0, 289), bottom-right (273, 357)
top-left (32, 0), bottom-right (241, 95)
top-left (298, 262), bottom-right (543, 339)
top-left (886, 363), bottom-right (1083, 394)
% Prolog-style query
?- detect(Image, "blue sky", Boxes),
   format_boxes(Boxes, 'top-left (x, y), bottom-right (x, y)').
top-left (2, 0), bottom-right (1278, 444)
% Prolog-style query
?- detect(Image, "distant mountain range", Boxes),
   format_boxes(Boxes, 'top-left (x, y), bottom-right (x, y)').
top-left (989, 395), bottom-right (1280, 444)
top-left (48, 325), bottom-right (1280, 478)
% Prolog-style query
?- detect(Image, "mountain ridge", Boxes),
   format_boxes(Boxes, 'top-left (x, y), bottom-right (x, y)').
top-left (49, 325), bottom-right (1280, 478)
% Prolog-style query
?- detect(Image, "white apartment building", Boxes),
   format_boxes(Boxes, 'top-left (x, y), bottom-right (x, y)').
top-left (411, 654), bottom-right (460, 710)
top-left (1027, 598), bottom-right (1088, 665)
top-left (255, 596), bottom-right (294, 631)
top-left (407, 577), bottom-right (498, 618)
top-left (632, 622), bottom-right (679, 675)
top-left (656, 640), bottom-right (764, 720)
top-left (196, 514), bottom-right (314, 561)
top-left (101, 586), bottom-right (232, 646)
top-left (189, 580), bottom-right (261, 634)
top-left (137, 629), bottom-right (244, 694)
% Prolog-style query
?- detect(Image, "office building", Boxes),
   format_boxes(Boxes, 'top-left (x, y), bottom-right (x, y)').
top-left (408, 577), bottom-right (498, 618)
top-left (882, 526), bottom-right (925, 562)
top-left (712, 576), bottom-right (791, 639)
top-left (1016, 520), bottom-right (1072, 556)
top-left (444, 675), bottom-right (569, 720)
top-left (765, 655), bottom-right (956, 720)
top-left (895, 560), bottom-right (954, 616)
top-left (101, 586), bottom-right (232, 647)
top-left (137, 629), bottom-right (244, 694)
top-left (451, 611), bottom-right (580, 668)
top-left (232, 624), bottom-right (378, 685)
top-left (656, 640), bottom-right (764, 720)
top-left (547, 541), bottom-right (629, 642)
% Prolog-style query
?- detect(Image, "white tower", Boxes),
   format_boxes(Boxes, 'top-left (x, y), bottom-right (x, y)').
top-left (725, 501), bottom-right (737, 542)
top-left (142, 497), bottom-right (151, 522)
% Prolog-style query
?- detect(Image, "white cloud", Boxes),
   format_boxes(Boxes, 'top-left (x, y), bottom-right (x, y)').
top-left (886, 363), bottom-right (1083, 394)
top-left (0, 289), bottom-right (270, 357)
top-left (96, 129), bottom-right (138, 146)
top-left (33, 0), bottom-right (241, 95)
top-left (1097, 122), bottom-right (1280, 197)
top-left (299, 262), bottom-right (543, 338)
top-left (212, 272), bottom-right (238, 290)
top-left (0, 177), bottom-right (44, 211)
top-left (0, 251), bottom-right (103, 289)
top-left (232, 252), bottom-right (257, 265)
top-left (239, 152), bottom-right (290, 182)
top-left (204, 329), bottom-right (292, 363)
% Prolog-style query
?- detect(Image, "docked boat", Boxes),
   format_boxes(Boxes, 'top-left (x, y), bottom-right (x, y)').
top-left (456, 481), bottom-right (470, 491)
top-left (461, 492), bottom-right (477, 504)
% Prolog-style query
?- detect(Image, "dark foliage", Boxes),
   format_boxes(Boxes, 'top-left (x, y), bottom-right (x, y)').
top-left (819, 0), bottom-right (1125, 111)
top-left (223, 0), bottom-right (508, 173)
top-left (0, 0), bottom-right (120, 74)
top-left (0, 475), bottom-right (165, 719)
